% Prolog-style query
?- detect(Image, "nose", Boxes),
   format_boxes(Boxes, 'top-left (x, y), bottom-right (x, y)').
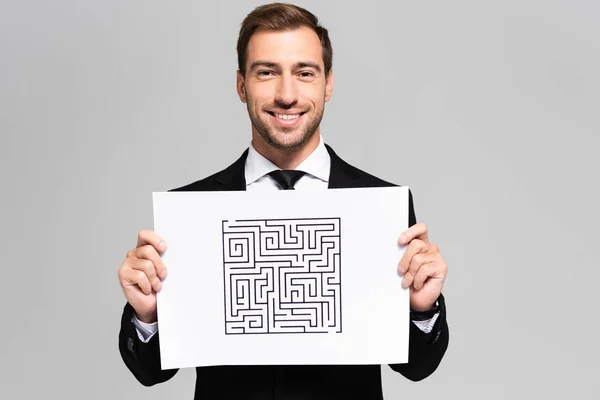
top-left (274, 73), bottom-right (298, 107)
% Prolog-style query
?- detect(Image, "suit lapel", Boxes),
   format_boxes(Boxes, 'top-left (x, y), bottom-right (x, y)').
top-left (325, 144), bottom-right (360, 189)
top-left (213, 149), bottom-right (248, 191)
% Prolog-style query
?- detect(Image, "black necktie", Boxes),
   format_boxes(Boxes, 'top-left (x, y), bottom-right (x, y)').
top-left (268, 170), bottom-right (307, 190)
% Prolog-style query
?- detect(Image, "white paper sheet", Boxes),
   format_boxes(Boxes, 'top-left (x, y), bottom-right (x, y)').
top-left (153, 186), bottom-right (409, 369)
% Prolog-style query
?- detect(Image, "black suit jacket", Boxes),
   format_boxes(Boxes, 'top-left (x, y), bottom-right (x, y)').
top-left (119, 144), bottom-right (449, 399)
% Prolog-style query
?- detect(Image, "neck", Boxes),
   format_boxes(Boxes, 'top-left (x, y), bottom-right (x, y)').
top-left (251, 130), bottom-right (321, 170)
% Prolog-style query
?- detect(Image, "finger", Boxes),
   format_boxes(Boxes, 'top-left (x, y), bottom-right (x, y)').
top-left (413, 262), bottom-right (437, 290)
top-left (130, 258), bottom-right (163, 292)
top-left (414, 258), bottom-right (447, 291)
top-left (398, 238), bottom-right (429, 275)
top-left (130, 244), bottom-right (168, 280)
top-left (125, 269), bottom-right (153, 295)
top-left (401, 270), bottom-right (413, 289)
top-left (137, 229), bottom-right (167, 253)
top-left (398, 222), bottom-right (428, 245)
top-left (402, 252), bottom-right (438, 288)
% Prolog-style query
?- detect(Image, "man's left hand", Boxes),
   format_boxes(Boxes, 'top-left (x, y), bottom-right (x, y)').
top-left (398, 223), bottom-right (448, 312)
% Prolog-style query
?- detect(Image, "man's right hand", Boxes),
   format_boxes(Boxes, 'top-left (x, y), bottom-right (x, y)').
top-left (118, 229), bottom-right (168, 323)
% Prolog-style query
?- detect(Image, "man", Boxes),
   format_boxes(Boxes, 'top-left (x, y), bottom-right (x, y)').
top-left (118, 3), bottom-right (449, 399)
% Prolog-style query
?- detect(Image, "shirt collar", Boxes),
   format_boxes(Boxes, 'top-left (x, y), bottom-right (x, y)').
top-left (245, 135), bottom-right (331, 186)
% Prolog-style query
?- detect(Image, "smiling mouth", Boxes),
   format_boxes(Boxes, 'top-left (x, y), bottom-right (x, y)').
top-left (267, 111), bottom-right (306, 120)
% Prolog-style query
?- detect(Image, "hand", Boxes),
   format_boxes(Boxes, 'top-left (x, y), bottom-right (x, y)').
top-left (397, 223), bottom-right (447, 312)
top-left (117, 229), bottom-right (168, 323)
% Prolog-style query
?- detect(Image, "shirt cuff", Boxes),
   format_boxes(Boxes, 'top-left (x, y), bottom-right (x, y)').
top-left (411, 312), bottom-right (440, 334)
top-left (130, 312), bottom-right (438, 339)
top-left (131, 313), bottom-right (158, 343)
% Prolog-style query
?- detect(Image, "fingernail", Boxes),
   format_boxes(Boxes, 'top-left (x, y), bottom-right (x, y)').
top-left (156, 281), bottom-right (162, 291)
top-left (160, 269), bottom-right (168, 279)
top-left (158, 241), bottom-right (166, 251)
top-left (401, 278), bottom-right (408, 288)
top-left (399, 234), bottom-right (408, 244)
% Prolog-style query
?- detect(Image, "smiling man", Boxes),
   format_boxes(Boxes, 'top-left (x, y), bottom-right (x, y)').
top-left (118, 3), bottom-right (449, 399)
top-left (238, 25), bottom-right (332, 170)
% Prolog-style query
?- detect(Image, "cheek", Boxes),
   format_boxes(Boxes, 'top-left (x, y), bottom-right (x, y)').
top-left (249, 82), bottom-right (275, 99)
top-left (248, 91), bottom-right (270, 110)
top-left (304, 85), bottom-right (326, 106)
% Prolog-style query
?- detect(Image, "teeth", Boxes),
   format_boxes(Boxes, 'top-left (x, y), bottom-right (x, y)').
top-left (275, 113), bottom-right (300, 120)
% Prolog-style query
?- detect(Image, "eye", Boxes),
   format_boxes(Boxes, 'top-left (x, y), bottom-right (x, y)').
top-left (298, 71), bottom-right (316, 81)
top-left (257, 70), bottom-right (275, 78)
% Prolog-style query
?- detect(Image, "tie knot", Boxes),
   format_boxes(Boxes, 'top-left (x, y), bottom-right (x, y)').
top-left (268, 170), bottom-right (307, 190)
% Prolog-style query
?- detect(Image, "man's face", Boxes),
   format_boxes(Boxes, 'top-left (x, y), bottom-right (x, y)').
top-left (237, 26), bottom-right (333, 152)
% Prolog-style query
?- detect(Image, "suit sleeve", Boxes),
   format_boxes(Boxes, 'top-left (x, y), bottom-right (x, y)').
top-left (388, 189), bottom-right (449, 381)
top-left (118, 302), bottom-right (179, 386)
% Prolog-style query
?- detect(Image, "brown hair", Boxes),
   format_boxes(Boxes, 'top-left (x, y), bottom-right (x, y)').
top-left (237, 3), bottom-right (333, 76)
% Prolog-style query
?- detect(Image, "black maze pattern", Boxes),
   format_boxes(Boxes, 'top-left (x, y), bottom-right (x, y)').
top-left (222, 218), bottom-right (342, 335)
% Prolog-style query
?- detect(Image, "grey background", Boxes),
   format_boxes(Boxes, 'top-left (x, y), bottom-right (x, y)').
top-left (1, 0), bottom-right (598, 399)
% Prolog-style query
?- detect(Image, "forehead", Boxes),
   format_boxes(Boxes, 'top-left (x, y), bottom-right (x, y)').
top-left (246, 26), bottom-right (324, 67)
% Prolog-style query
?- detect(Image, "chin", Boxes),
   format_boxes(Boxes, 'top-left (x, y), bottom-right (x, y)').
top-left (268, 135), bottom-right (308, 152)
top-left (252, 115), bottom-right (318, 152)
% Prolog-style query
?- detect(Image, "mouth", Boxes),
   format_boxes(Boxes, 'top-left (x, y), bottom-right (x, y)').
top-left (267, 111), bottom-right (306, 127)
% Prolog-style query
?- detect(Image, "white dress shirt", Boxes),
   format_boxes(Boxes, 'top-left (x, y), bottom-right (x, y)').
top-left (132, 136), bottom-right (439, 342)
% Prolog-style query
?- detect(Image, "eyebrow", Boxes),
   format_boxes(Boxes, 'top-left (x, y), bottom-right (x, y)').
top-left (296, 62), bottom-right (322, 73)
top-left (249, 60), bottom-right (322, 74)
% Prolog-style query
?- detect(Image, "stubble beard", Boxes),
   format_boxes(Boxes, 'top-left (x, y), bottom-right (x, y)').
top-left (248, 102), bottom-right (325, 153)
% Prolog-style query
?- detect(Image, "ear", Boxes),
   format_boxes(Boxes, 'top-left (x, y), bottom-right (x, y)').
top-left (236, 70), bottom-right (247, 103)
top-left (325, 68), bottom-right (334, 102)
